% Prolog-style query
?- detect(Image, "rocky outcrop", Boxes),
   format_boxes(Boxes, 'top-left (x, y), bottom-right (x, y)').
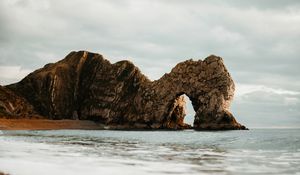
top-left (0, 85), bottom-right (37, 118)
top-left (2, 51), bottom-right (246, 130)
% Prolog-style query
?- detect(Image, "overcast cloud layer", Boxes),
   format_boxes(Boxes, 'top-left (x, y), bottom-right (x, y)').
top-left (0, 0), bottom-right (299, 128)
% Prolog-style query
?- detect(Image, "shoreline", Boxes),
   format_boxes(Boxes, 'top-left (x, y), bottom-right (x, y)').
top-left (0, 119), bottom-right (188, 131)
top-left (0, 119), bottom-right (249, 131)
top-left (0, 119), bottom-right (105, 130)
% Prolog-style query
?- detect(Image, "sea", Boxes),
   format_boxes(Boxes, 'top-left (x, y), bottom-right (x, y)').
top-left (0, 129), bottom-right (299, 175)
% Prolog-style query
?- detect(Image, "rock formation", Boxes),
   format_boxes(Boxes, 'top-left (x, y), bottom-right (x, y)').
top-left (0, 85), bottom-right (37, 118)
top-left (1, 51), bottom-right (246, 130)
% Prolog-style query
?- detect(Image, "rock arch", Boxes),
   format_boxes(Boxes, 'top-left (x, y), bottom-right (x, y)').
top-left (3, 51), bottom-right (246, 130)
top-left (136, 55), bottom-right (246, 130)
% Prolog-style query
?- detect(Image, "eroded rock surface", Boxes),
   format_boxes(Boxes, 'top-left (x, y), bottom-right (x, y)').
top-left (2, 51), bottom-right (246, 130)
top-left (0, 85), bottom-right (37, 118)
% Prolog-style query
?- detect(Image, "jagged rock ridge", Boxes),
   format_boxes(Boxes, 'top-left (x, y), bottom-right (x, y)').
top-left (0, 51), bottom-right (246, 130)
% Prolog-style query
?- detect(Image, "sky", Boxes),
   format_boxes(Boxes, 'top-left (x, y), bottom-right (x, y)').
top-left (0, 0), bottom-right (299, 128)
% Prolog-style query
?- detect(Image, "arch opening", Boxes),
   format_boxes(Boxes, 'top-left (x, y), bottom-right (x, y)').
top-left (182, 94), bottom-right (195, 127)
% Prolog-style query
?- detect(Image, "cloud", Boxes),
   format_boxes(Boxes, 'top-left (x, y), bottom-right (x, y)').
top-left (232, 84), bottom-right (300, 128)
top-left (235, 84), bottom-right (300, 97)
top-left (0, 66), bottom-right (32, 84)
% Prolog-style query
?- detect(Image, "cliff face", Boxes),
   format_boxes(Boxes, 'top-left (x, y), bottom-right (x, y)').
top-left (3, 51), bottom-right (246, 130)
top-left (0, 85), bottom-right (36, 118)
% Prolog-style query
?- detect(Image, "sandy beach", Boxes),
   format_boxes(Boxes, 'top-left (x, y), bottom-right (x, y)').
top-left (0, 119), bottom-right (104, 130)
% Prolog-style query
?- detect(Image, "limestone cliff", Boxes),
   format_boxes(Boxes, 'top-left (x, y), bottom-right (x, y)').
top-left (2, 51), bottom-right (246, 130)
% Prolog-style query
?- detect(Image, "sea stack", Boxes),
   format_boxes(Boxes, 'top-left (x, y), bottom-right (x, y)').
top-left (0, 51), bottom-right (246, 130)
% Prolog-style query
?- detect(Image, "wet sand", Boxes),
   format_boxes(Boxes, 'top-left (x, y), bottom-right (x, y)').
top-left (0, 119), bottom-right (104, 130)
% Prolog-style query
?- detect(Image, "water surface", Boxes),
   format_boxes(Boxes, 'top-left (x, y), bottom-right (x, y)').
top-left (0, 129), bottom-right (299, 175)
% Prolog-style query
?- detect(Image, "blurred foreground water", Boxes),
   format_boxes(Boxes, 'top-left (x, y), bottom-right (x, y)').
top-left (0, 129), bottom-right (299, 175)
